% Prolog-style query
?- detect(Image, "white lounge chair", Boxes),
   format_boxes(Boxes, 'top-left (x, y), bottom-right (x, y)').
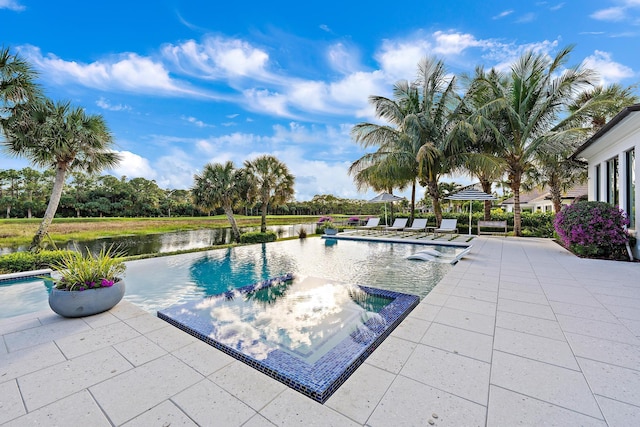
top-left (384, 218), bottom-right (408, 232)
top-left (404, 218), bottom-right (429, 232)
top-left (434, 219), bottom-right (458, 237)
top-left (357, 217), bottom-right (381, 232)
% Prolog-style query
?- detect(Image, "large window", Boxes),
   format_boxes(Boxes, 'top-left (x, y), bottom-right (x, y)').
top-left (595, 164), bottom-right (601, 201)
top-left (627, 149), bottom-right (635, 229)
top-left (607, 157), bottom-right (619, 206)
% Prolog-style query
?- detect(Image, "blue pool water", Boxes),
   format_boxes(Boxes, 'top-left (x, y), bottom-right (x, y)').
top-left (1, 238), bottom-right (459, 319)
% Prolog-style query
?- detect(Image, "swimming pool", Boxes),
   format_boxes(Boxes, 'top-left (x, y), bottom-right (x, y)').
top-left (1, 238), bottom-right (460, 319)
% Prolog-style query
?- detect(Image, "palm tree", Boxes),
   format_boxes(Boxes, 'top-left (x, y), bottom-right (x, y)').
top-left (192, 161), bottom-right (248, 242)
top-left (0, 47), bottom-right (41, 119)
top-left (2, 99), bottom-right (121, 250)
top-left (468, 46), bottom-right (596, 235)
top-left (243, 155), bottom-right (295, 233)
top-left (351, 57), bottom-right (459, 226)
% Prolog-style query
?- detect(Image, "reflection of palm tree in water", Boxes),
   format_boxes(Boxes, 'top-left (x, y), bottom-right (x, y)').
top-left (244, 278), bottom-right (293, 306)
top-left (189, 248), bottom-right (249, 295)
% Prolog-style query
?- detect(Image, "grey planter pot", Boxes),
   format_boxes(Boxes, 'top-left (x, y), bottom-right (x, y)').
top-left (324, 228), bottom-right (338, 235)
top-left (49, 280), bottom-right (125, 318)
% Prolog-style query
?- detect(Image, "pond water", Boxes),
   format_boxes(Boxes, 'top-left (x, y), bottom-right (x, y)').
top-left (0, 223), bottom-right (319, 257)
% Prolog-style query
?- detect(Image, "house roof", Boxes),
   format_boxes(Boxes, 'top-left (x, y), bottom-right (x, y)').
top-left (501, 184), bottom-right (588, 205)
top-left (571, 103), bottom-right (640, 160)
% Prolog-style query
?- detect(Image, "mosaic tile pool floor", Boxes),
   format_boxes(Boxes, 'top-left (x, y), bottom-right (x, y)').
top-left (158, 274), bottom-right (419, 403)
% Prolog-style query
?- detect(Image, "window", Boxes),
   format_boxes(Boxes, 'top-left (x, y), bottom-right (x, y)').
top-left (627, 149), bottom-right (635, 228)
top-left (594, 164), bottom-right (601, 201)
top-left (607, 157), bottom-right (619, 206)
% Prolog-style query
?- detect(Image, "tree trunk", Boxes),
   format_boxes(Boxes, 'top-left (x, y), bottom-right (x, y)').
top-left (511, 174), bottom-right (522, 237)
top-left (427, 179), bottom-right (443, 226)
top-left (410, 180), bottom-right (416, 224)
top-left (480, 179), bottom-right (492, 221)
top-left (260, 198), bottom-right (268, 233)
top-left (30, 163), bottom-right (67, 251)
top-left (224, 205), bottom-right (241, 242)
top-left (549, 175), bottom-right (563, 213)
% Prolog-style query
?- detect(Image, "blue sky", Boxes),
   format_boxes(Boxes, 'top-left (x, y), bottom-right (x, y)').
top-left (1, 0), bottom-right (639, 201)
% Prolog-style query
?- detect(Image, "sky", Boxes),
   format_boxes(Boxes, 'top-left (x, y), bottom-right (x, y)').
top-left (1, 0), bottom-right (639, 201)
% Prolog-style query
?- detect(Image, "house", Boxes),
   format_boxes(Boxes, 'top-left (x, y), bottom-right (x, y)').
top-left (501, 185), bottom-right (588, 213)
top-left (571, 104), bottom-right (639, 258)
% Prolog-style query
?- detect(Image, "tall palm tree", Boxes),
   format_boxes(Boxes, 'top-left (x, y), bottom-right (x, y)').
top-left (2, 99), bottom-right (121, 250)
top-left (0, 47), bottom-right (41, 117)
top-left (468, 46), bottom-right (595, 235)
top-left (243, 155), bottom-right (295, 233)
top-left (192, 161), bottom-right (248, 242)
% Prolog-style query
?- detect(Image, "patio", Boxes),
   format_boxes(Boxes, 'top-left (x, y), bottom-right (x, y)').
top-left (1, 237), bottom-right (639, 426)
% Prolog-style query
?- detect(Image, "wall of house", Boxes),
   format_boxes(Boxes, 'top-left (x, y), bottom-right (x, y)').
top-left (585, 117), bottom-right (640, 258)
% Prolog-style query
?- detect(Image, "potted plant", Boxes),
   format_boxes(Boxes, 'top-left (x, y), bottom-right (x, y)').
top-left (323, 221), bottom-right (339, 235)
top-left (48, 245), bottom-right (126, 318)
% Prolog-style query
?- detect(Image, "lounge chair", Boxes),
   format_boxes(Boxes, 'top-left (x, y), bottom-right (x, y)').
top-left (357, 217), bottom-right (381, 232)
top-left (433, 219), bottom-right (458, 237)
top-left (403, 218), bottom-right (429, 233)
top-left (384, 218), bottom-right (408, 232)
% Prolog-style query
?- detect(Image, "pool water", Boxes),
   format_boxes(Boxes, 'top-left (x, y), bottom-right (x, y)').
top-left (125, 238), bottom-right (455, 313)
top-left (1, 238), bottom-right (458, 319)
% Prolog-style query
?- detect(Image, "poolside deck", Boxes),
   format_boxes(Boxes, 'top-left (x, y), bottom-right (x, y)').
top-left (1, 237), bottom-right (639, 426)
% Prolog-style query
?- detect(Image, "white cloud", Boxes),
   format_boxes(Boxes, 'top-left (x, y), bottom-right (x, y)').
top-left (162, 36), bottom-right (270, 81)
top-left (515, 12), bottom-right (537, 23)
top-left (582, 50), bottom-right (635, 85)
top-left (492, 10), bottom-right (513, 19)
top-left (376, 38), bottom-right (433, 81)
top-left (327, 43), bottom-right (360, 74)
top-left (0, 0), bottom-right (24, 11)
top-left (183, 116), bottom-right (212, 128)
top-left (319, 24), bottom-right (332, 33)
top-left (432, 31), bottom-right (487, 55)
top-left (111, 151), bottom-right (157, 180)
top-left (20, 46), bottom-right (198, 96)
top-left (96, 97), bottom-right (131, 111)
top-left (591, 7), bottom-right (626, 21)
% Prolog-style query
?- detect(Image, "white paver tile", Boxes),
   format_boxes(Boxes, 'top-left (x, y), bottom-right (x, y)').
top-left (367, 375), bottom-right (486, 427)
top-left (172, 340), bottom-right (235, 377)
top-left (450, 286), bottom-right (497, 302)
top-left (81, 311), bottom-right (121, 329)
top-left (389, 316), bottom-right (430, 342)
top-left (493, 327), bottom-right (579, 370)
top-left (487, 385), bottom-right (606, 426)
top-left (498, 298), bottom-right (556, 320)
top-left (596, 395), bottom-right (640, 427)
top-left (549, 301), bottom-right (620, 323)
top-left (145, 324), bottom-right (199, 352)
top-left (124, 313), bottom-right (169, 334)
top-left (422, 292), bottom-right (449, 306)
top-left (457, 278), bottom-right (499, 292)
top-left (408, 302), bottom-right (441, 322)
top-left (3, 318), bottom-right (91, 352)
top-left (0, 317), bottom-right (41, 336)
top-left (556, 314), bottom-right (640, 345)
top-left (490, 351), bottom-right (602, 418)
top-left (434, 307), bottom-right (495, 335)
top-left (577, 357), bottom-right (640, 407)
top-left (401, 344), bottom-right (490, 404)
top-left (208, 360), bottom-right (286, 411)
top-left (108, 300), bottom-right (149, 320)
top-left (566, 333), bottom-right (640, 370)
top-left (365, 335), bottom-right (417, 375)
top-left (55, 320), bottom-right (140, 359)
top-left (499, 288), bottom-right (550, 305)
top-left (499, 280), bottom-right (545, 294)
top-left (114, 335), bottom-right (168, 366)
top-left (620, 318), bottom-right (640, 337)
top-left (596, 294), bottom-right (640, 309)
top-left (326, 363), bottom-right (395, 424)
top-left (172, 379), bottom-right (256, 426)
top-left (18, 346), bottom-right (133, 411)
top-left (603, 303), bottom-right (640, 321)
top-left (495, 311), bottom-right (565, 341)
top-left (421, 322), bottom-right (493, 362)
top-left (121, 400), bottom-right (197, 426)
top-left (0, 380), bottom-right (26, 424)
top-left (243, 414), bottom-right (277, 427)
top-left (499, 274), bottom-right (539, 286)
top-left (444, 295), bottom-right (497, 316)
top-left (3, 390), bottom-right (110, 427)
top-left (259, 388), bottom-right (359, 426)
top-left (90, 354), bottom-right (203, 425)
top-left (0, 341), bottom-right (66, 383)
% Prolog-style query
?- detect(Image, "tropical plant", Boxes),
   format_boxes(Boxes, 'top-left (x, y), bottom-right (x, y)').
top-left (51, 246), bottom-right (126, 291)
top-left (244, 155), bottom-right (295, 233)
top-left (2, 99), bottom-right (121, 250)
top-left (554, 201), bottom-right (629, 257)
top-left (192, 161), bottom-right (248, 242)
top-left (467, 46), bottom-right (596, 235)
top-left (0, 46), bottom-right (41, 121)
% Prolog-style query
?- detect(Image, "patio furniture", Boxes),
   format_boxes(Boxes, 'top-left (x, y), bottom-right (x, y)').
top-left (403, 218), bottom-right (431, 233)
top-left (357, 217), bottom-right (381, 232)
top-left (477, 220), bottom-right (508, 236)
top-left (384, 218), bottom-right (408, 233)
top-left (433, 219), bottom-right (458, 237)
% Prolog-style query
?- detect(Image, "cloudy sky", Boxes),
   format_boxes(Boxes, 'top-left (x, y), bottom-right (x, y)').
top-left (1, 0), bottom-right (639, 200)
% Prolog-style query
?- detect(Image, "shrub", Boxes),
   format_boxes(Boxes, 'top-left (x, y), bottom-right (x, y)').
top-left (0, 249), bottom-right (77, 274)
top-left (35, 250), bottom-right (76, 269)
top-left (554, 201), bottom-right (629, 257)
top-left (51, 246), bottom-right (126, 291)
top-left (297, 228), bottom-right (307, 239)
top-left (240, 231), bottom-right (277, 244)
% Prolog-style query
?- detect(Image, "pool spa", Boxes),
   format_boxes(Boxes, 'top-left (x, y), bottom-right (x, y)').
top-left (158, 273), bottom-right (419, 403)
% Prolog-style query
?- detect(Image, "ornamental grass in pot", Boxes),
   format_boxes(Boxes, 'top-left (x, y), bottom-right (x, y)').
top-left (49, 245), bottom-right (126, 318)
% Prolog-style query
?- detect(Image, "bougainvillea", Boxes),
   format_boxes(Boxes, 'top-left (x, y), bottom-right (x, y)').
top-left (554, 201), bottom-right (629, 256)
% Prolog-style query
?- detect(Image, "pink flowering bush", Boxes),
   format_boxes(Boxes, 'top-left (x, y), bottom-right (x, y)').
top-left (554, 201), bottom-right (629, 257)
